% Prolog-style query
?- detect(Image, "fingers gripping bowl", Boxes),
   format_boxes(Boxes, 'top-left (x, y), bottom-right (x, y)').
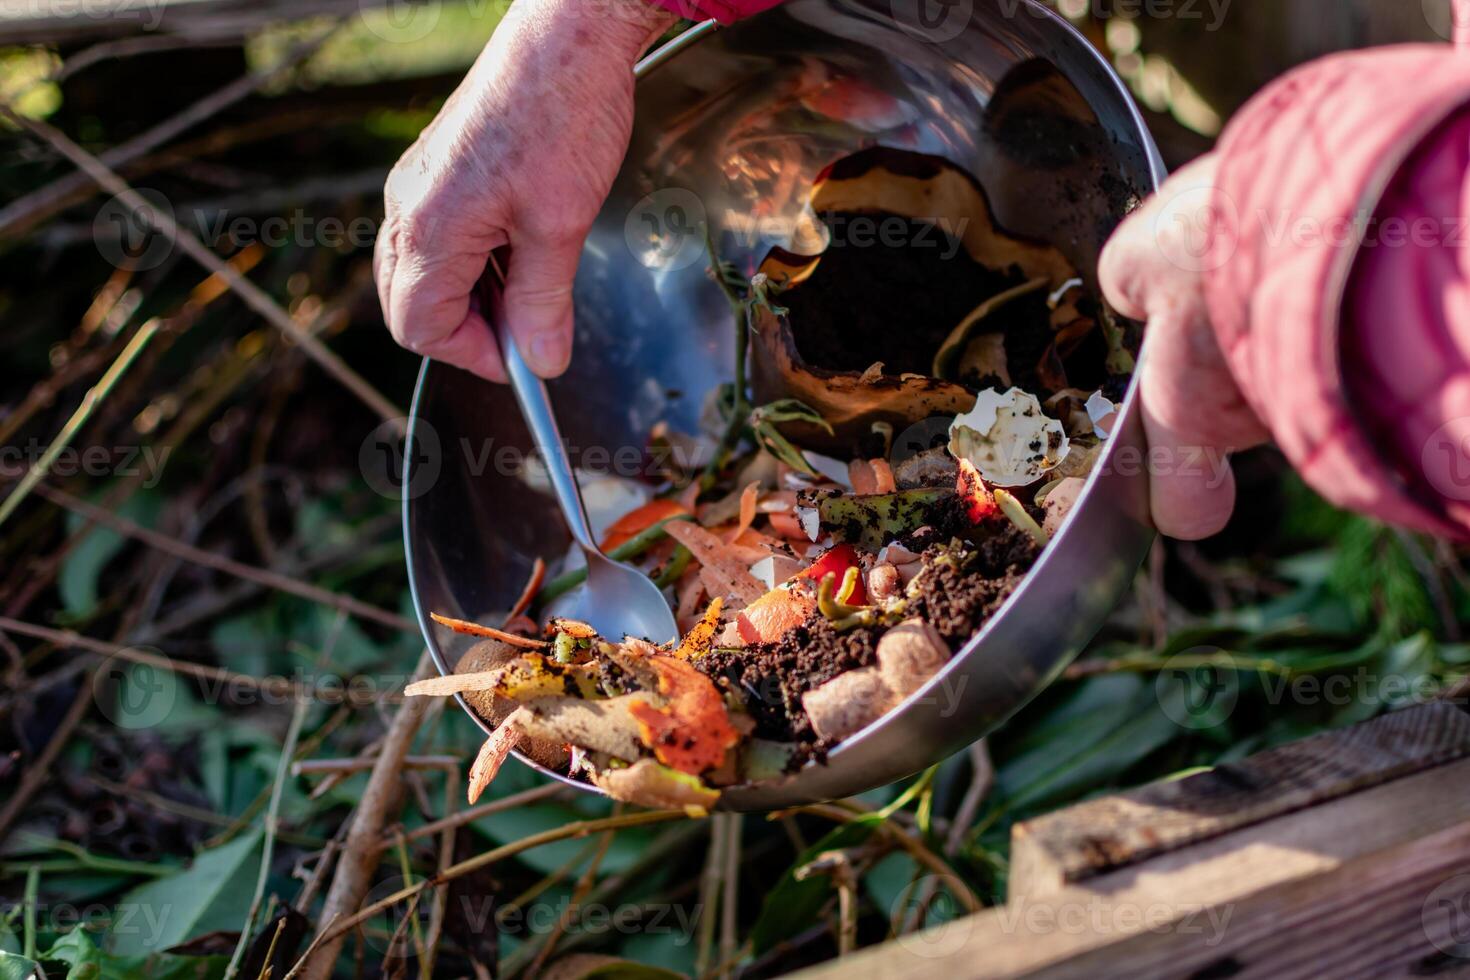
top-left (404, 0), bottom-right (1165, 811)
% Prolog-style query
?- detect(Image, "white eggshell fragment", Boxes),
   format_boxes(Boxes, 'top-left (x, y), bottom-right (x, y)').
top-left (948, 387), bottom-right (1070, 487)
top-left (1085, 390), bottom-right (1120, 440)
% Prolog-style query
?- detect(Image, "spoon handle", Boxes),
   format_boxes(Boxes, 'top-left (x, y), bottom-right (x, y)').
top-left (483, 266), bottom-right (602, 558)
top-left (499, 326), bottom-right (603, 557)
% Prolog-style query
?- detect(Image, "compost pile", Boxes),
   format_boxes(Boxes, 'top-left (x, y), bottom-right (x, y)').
top-left (411, 148), bottom-right (1138, 810)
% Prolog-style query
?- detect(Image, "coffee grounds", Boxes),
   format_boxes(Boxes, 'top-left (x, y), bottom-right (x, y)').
top-left (701, 620), bottom-right (884, 759)
top-left (905, 524), bottom-right (1039, 648)
top-left (783, 212), bottom-right (1026, 377)
top-left (699, 520), bottom-right (1041, 756)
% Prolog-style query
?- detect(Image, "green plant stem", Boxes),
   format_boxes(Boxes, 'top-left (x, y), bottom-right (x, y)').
top-left (23, 865), bottom-right (39, 960)
top-left (223, 679), bottom-right (311, 980)
top-left (13, 834), bottom-right (175, 878)
top-left (534, 515), bottom-right (695, 608)
top-left (0, 316), bottom-right (161, 531)
top-left (653, 544), bottom-right (692, 589)
top-left (697, 224), bottom-right (752, 494)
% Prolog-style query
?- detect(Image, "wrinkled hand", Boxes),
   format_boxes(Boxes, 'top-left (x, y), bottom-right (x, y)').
top-left (376, 0), bottom-right (675, 380)
top-left (1099, 154), bottom-right (1270, 540)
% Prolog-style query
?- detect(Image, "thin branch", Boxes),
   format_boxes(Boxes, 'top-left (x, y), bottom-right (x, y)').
top-left (788, 804), bottom-right (981, 914)
top-left (719, 814), bottom-right (741, 977)
top-left (224, 644), bottom-right (318, 980)
top-left (32, 483), bottom-right (417, 633)
top-left (295, 755), bottom-right (457, 777)
top-left (0, 105), bottom-right (406, 430)
top-left (0, 614), bottom-right (306, 696)
top-left (316, 810), bottom-right (694, 949)
top-left (695, 813), bottom-right (726, 975)
top-left (0, 317), bottom-right (162, 531)
top-left (383, 782), bottom-right (569, 851)
top-left (0, 24), bottom-right (339, 240)
top-left (0, 674), bottom-right (92, 842)
top-left (297, 650), bottom-right (436, 980)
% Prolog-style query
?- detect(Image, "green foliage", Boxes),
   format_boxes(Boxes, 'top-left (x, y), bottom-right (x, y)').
top-left (106, 833), bottom-right (262, 959)
top-left (59, 492), bottom-right (161, 619)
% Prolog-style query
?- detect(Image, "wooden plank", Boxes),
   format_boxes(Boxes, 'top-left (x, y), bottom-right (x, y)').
top-left (791, 754), bottom-right (1470, 979)
top-left (1041, 818), bottom-right (1470, 979)
top-left (1010, 701), bottom-right (1470, 898)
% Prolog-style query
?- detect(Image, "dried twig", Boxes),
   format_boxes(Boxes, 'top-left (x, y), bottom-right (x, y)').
top-left (0, 318), bottom-right (162, 531)
top-left (383, 782), bottom-right (569, 851)
top-left (294, 755), bottom-right (458, 778)
top-left (223, 648), bottom-right (316, 979)
top-left (297, 650), bottom-right (435, 980)
top-left (0, 674), bottom-right (92, 842)
top-left (720, 814), bottom-right (742, 977)
top-left (0, 105), bottom-right (406, 430)
top-left (0, 614), bottom-right (306, 696)
top-left (315, 810), bottom-right (694, 949)
top-left (795, 850), bottom-right (858, 956)
top-left (31, 483), bottom-right (417, 632)
top-left (0, 24), bottom-right (340, 240)
top-left (695, 813), bottom-right (727, 975)
top-left (785, 804), bottom-right (981, 914)
top-left (524, 809), bottom-right (621, 977)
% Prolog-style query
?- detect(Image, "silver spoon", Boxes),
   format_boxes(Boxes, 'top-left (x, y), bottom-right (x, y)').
top-left (484, 261), bottom-right (679, 645)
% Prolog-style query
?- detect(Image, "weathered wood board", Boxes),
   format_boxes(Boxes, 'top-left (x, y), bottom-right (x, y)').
top-left (1011, 700), bottom-right (1470, 898)
top-left (792, 700), bottom-right (1470, 979)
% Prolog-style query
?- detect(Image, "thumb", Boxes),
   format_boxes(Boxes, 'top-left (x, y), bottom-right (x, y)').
top-left (500, 230), bottom-right (583, 378)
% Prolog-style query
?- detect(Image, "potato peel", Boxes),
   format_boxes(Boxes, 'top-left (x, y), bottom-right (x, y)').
top-left (468, 708), bottom-right (528, 804)
top-left (405, 670), bottom-right (507, 697)
top-left (664, 519), bottom-right (766, 605)
top-left (429, 612), bottom-right (548, 649)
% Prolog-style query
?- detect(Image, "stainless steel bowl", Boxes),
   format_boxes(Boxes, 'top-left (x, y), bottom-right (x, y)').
top-left (404, 0), bottom-right (1165, 810)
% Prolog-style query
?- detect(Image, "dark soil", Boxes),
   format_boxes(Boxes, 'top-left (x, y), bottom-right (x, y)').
top-left (905, 524), bottom-right (1040, 647)
top-left (783, 211), bottom-right (1028, 377)
top-left (701, 619), bottom-right (884, 758)
top-left (699, 520), bottom-right (1041, 756)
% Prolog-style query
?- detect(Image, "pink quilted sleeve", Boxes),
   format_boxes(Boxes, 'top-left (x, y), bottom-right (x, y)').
top-left (1342, 110), bottom-right (1470, 535)
top-left (1203, 45), bottom-right (1470, 538)
top-left (642, 0), bottom-right (785, 23)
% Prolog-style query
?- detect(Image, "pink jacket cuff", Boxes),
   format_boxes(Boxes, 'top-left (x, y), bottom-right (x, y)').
top-left (642, 0), bottom-right (784, 23)
top-left (1204, 45), bottom-right (1470, 537)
